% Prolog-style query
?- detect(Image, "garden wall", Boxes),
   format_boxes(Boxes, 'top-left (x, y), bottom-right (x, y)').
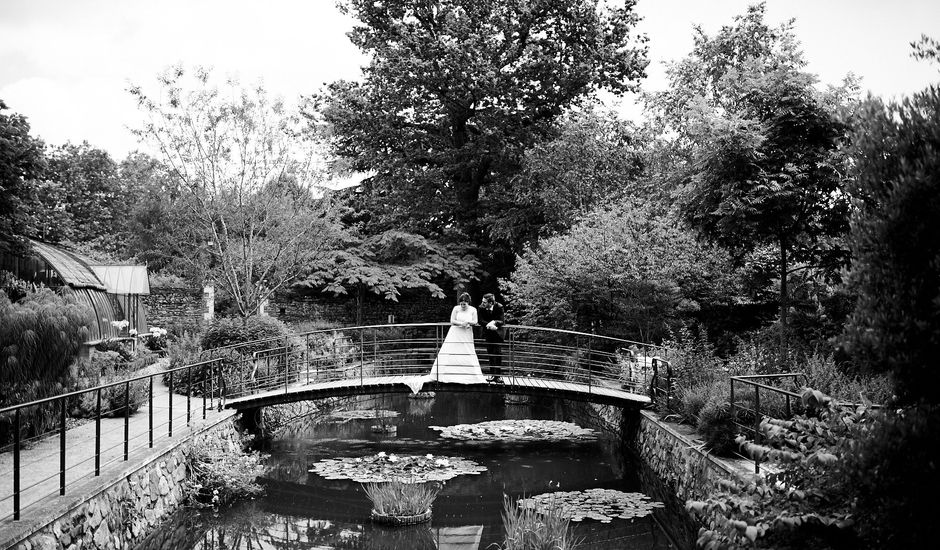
top-left (142, 286), bottom-right (210, 332)
top-left (632, 410), bottom-right (744, 503)
top-left (4, 414), bottom-right (240, 550)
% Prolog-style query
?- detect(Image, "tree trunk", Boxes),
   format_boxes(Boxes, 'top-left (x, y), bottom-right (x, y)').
top-left (778, 235), bottom-right (789, 368)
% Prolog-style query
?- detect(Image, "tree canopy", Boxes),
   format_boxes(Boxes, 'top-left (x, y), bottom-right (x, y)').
top-left (313, 0), bottom-right (648, 278)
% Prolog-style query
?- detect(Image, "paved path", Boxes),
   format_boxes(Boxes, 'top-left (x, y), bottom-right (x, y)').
top-left (0, 375), bottom-right (232, 542)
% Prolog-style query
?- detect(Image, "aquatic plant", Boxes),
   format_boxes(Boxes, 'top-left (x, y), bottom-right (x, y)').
top-left (186, 432), bottom-right (268, 507)
top-left (309, 452), bottom-right (487, 482)
top-left (518, 488), bottom-right (664, 523)
top-left (429, 419), bottom-right (597, 442)
top-left (362, 479), bottom-right (441, 516)
top-left (326, 409), bottom-right (400, 422)
top-left (496, 494), bottom-right (580, 550)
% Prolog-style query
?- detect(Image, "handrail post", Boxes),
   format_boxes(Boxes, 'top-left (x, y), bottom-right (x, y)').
top-left (754, 386), bottom-right (761, 474)
top-left (305, 333), bottom-right (310, 385)
top-left (148, 376), bottom-right (153, 448)
top-left (13, 408), bottom-right (20, 520)
top-left (360, 329), bottom-right (365, 386)
top-left (95, 388), bottom-right (101, 476)
top-left (60, 398), bottom-right (67, 494)
top-left (187, 366), bottom-right (192, 425)
top-left (124, 382), bottom-right (130, 461)
top-left (729, 378), bottom-right (736, 429)
top-left (168, 370), bottom-right (174, 438)
top-left (509, 329), bottom-right (515, 381)
top-left (202, 365), bottom-right (208, 420)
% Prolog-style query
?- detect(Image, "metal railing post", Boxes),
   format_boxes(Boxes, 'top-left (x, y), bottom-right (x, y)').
top-left (730, 378), bottom-right (736, 427)
top-left (202, 365), bottom-right (208, 420)
top-left (360, 329), bottom-right (365, 386)
top-left (168, 371), bottom-right (174, 438)
top-left (754, 386), bottom-right (761, 474)
top-left (305, 333), bottom-right (310, 385)
top-left (95, 388), bottom-right (101, 476)
top-left (13, 408), bottom-right (20, 520)
top-left (60, 399), bottom-right (66, 494)
top-left (148, 377), bottom-right (153, 448)
top-left (124, 382), bottom-right (130, 461)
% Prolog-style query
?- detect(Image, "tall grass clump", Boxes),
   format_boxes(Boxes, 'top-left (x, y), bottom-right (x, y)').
top-left (361, 480), bottom-right (441, 516)
top-left (186, 431), bottom-right (267, 508)
top-left (496, 495), bottom-right (580, 550)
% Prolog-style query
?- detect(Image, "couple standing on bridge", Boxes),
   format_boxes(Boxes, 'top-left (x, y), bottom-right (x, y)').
top-left (404, 292), bottom-right (506, 394)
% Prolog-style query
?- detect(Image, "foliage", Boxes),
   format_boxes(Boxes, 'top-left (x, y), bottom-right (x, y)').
top-left (696, 401), bottom-right (738, 455)
top-left (0, 288), bottom-right (92, 389)
top-left (130, 66), bottom-right (344, 317)
top-left (313, 0), bottom-right (648, 279)
top-left (185, 431), bottom-right (267, 508)
top-left (647, 3), bottom-right (855, 362)
top-left (801, 352), bottom-right (893, 405)
top-left (495, 494), bottom-right (580, 550)
top-left (503, 201), bottom-right (735, 342)
top-left (361, 480), bottom-right (441, 516)
top-left (839, 85), bottom-right (940, 404)
top-left (0, 100), bottom-right (47, 253)
top-left (300, 229), bottom-right (479, 324)
top-left (687, 391), bottom-right (863, 549)
top-left (491, 107), bottom-right (646, 244)
top-left (69, 351), bottom-right (147, 418)
top-left (837, 405), bottom-right (940, 549)
top-left (201, 316), bottom-right (294, 354)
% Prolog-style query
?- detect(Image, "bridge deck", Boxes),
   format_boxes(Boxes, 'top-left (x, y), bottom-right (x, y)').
top-left (225, 374), bottom-right (651, 410)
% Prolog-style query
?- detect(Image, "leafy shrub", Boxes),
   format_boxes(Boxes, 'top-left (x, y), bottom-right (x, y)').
top-left (697, 401), bottom-right (738, 455)
top-left (94, 339), bottom-right (135, 362)
top-left (69, 351), bottom-right (147, 418)
top-left (0, 289), bottom-right (92, 388)
top-left (837, 405), bottom-right (940, 549)
top-left (168, 331), bottom-right (203, 371)
top-left (201, 316), bottom-right (293, 354)
top-left (677, 377), bottom-right (728, 424)
top-left (186, 431), bottom-right (267, 507)
top-left (361, 480), bottom-right (441, 516)
top-left (802, 352), bottom-right (893, 404)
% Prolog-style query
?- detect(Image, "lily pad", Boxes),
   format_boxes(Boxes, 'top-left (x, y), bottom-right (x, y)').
top-left (326, 409), bottom-right (400, 422)
top-left (429, 420), bottom-right (597, 442)
top-left (309, 453), bottom-right (487, 483)
top-left (518, 489), bottom-right (665, 523)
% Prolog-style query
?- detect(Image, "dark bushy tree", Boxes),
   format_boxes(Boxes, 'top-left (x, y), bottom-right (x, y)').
top-left (840, 86), bottom-right (940, 404)
top-left (313, 0), bottom-right (648, 278)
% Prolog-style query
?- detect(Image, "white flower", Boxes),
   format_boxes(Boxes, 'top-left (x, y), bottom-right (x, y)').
top-left (355, 458), bottom-right (362, 462)
top-left (425, 454), bottom-right (434, 459)
top-left (377, 452), bottom-right (387, 458)
top-left (129, 329), bottom-right (138, 336)
top-left (435, 458), bottom-right (450, 467)
top-left (388, 455), bottom-right (399, 463)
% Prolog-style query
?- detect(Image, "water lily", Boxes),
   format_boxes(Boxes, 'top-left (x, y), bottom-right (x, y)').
top-left (377, 452), bottom-right (387, 458)
top-left (355, 458), bottom-right (362, 462)
top-left (388, 455), bottom-right (399, 463)
top-left (435, 458), bottom-right (450, 467)
top-left (425, 454), bottom-right (434, 459)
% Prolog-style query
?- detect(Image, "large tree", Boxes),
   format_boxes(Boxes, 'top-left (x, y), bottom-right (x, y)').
top-left (646, 3), bottom-right (853, 362)
top-left (313, 0), bottom-right (648, 277)
top-left (0, 100), bottom-right (47, 253)
top-left (131, 67), bottom-right (343, 318)
top-left (840, 86), bottom-right (940, 404)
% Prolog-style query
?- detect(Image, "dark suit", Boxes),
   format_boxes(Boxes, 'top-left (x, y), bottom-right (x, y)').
top-left (477, 302), bottom-right (505, 376)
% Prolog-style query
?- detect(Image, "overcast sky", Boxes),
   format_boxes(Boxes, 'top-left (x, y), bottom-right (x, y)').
top-left (1, 0), bottom-right (938, 159)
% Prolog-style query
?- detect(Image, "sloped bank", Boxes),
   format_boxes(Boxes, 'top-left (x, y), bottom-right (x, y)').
top-left (4, 414), bottom-right (242, 550)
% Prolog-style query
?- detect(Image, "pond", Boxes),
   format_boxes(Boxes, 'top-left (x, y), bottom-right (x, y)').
top-left (137, 392), bottom-right (689, 549)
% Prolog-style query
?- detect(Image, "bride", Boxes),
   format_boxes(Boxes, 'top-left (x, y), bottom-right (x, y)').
top-left (405, 292), bottom-right (487, 393)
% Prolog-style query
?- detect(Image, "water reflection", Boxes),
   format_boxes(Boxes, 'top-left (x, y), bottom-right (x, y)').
top-left (141, 393), bottom-right (680, 549)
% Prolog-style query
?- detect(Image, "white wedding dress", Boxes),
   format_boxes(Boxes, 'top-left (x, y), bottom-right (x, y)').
top-left (404, 305), bottom-right (487, 394)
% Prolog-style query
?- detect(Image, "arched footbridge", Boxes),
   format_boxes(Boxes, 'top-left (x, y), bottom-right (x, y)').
top-left (218, 323), bottom-right (670, 412)
top-left (0, 323), bottom-right (671, 523)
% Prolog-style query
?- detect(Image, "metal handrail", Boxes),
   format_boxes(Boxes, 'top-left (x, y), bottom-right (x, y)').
top-left (729, 374), bottom-right (808, 474)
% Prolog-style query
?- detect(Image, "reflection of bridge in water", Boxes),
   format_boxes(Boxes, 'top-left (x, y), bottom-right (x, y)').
top-left (222, 323), bottom-right (670, 413)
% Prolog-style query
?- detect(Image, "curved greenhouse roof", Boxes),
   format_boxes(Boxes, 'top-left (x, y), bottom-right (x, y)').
top-left (26, 240), bottom-right (106, 290)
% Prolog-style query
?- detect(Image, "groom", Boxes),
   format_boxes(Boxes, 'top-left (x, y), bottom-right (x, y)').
top-left (478, 293), bottom-right (506, 383)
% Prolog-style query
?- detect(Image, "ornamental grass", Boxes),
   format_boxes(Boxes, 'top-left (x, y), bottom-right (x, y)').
top-left (361, 480), bottom-right (441, 516)
top-left (497, 494), bottom-right (581, 550)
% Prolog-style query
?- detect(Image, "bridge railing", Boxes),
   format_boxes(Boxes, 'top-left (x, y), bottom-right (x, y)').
top-left (213, 323), bottom-right (671, 402)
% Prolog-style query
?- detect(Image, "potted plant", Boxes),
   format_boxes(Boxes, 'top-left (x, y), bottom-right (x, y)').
top-left (362, 479), bottom-right (441, 525)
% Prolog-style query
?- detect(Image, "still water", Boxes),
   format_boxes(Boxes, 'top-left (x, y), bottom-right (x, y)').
top-left (138, 392), bottom-right (683, 549)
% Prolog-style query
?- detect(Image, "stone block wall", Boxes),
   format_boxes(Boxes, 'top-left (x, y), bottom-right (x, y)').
top-left (143, 287), bottom-right (207, 333)
top-left (10, 420), bottom-right (240, 550)
top-left (632, 410), bottom-right (742, 503)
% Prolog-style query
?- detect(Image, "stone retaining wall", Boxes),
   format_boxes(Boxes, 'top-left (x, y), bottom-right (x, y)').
top-left (8, 419), bottom-right (240, 550)
top-left (632, 410), bottom-right (745, 503)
